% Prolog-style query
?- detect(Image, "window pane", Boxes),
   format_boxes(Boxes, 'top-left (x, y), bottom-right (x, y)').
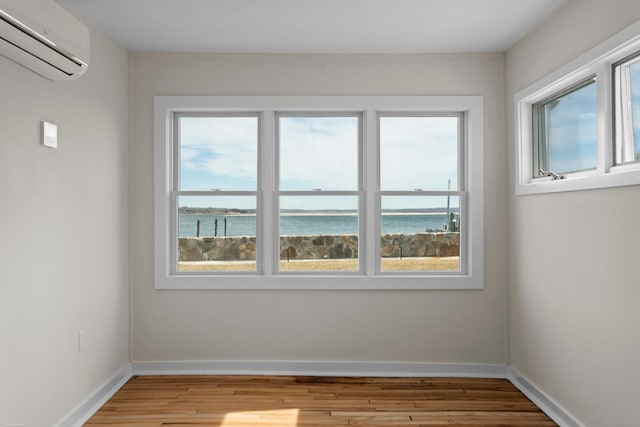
top-left (615, 56), bottom-right (640, 164)
top-left (178, 196), bottom-right (257, 272)
top-left (633, 63), bottom-right (640, 158)
top-left (179, 116), bottom-right (258, 191)
top-left (380, 196), bottom-right (460, 272)
top-left (279, 116), bottom-right (359, 191)
top-left (279, 196), bottom-right (358, 272)
top-left (535, 79), bottom-right (597, 174)
top-left (380, 116), bottom-right (459, 191)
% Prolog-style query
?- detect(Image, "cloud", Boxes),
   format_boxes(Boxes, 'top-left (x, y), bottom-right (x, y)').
top-left (380, 116), bottom-right (459, 191)
top-left (279, 116), bottom-right (359, 191)
top-left (179, 116), bottom-right (258, 190)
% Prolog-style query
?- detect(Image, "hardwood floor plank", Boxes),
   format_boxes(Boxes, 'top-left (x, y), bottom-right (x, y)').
top-left (83, 375), bottom-right (557, 426)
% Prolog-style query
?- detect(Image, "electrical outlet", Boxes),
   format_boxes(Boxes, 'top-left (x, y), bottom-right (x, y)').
top-left (78, 330), bottom-right (87, 352)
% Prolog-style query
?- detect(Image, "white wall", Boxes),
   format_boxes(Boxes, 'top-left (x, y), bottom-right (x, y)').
top-left (0, 27), bottom-right (130, 427)
top-left (130, 53), bottom-right (508, 365)
top-left (506, 1), bottom-right (640, 425)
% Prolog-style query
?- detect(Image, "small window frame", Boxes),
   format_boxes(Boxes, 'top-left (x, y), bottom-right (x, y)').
top-left (515, 19), bottom-right (640, 195)
top-left (531, 76), bottom-right (598, 177)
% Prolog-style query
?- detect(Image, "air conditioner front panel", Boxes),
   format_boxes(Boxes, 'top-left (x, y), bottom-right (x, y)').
top-left (0, 0), bottom-right (89, 81)
top-left (0, 36), bottom-right (78, 79)
top-left (0, 15), bottom-right (85, 76)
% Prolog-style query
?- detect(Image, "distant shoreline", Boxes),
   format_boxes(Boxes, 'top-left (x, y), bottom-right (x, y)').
top-left (179, 211), bottom-right (458, 217)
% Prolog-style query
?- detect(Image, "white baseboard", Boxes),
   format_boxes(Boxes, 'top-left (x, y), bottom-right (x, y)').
top-left (54, 364), bottom-right (132, 427)
top-left (131, 360), bottom-right (509, 378)
top-left (508, 366), bottom-right (584, 427)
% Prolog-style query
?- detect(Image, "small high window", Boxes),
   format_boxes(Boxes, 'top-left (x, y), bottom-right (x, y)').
top-left (515, 20), bottom-right (640, 195)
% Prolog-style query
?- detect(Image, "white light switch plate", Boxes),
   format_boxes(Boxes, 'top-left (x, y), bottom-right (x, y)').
top-left (42, 121), bottom-right (58, 148)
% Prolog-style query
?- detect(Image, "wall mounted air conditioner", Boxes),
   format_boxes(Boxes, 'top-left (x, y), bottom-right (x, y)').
top-left (0, 0), bottom-right (89, 81)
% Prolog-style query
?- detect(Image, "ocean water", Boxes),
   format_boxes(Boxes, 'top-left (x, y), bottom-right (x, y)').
top-left (178, 213), bottom-right (455, 238)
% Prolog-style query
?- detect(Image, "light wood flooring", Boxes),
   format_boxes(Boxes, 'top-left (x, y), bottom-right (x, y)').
top-left (84, 375), bottom-right (558, 426)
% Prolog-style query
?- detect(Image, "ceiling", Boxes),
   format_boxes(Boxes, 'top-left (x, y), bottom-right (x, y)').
top-left (57, 0), bottom-right (568, 54)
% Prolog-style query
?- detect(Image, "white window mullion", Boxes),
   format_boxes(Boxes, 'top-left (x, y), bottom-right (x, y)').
top-left (365, 109), bottom-right (378, 276)
top-left (170, 191), bottom-right (178, 275)
top-left (168, 110), bottom-right (178, 275)
top-left (261, 110), bottom-right (274, 276)
top-left (597, 63), bottom-right (613, 174)
top-left (616, 61), bottom-right (636, 165)
top-left (456, 191), bottom-right (466, 276)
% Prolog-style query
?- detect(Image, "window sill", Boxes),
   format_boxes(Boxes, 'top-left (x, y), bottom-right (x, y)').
top-left (516, 166), bottom-right (640, 196)
top-left (154, 274), bottom-right (484, 290)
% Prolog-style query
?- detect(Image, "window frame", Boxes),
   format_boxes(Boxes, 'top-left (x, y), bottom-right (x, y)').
top-left (531, 76), bottom-right (598, 177)
top-left (154, 96), bottom-right (484, 290)
top-left (173, 112), bottom-right (262, 275)
top-left (376, 112), bottom-right (467, 276)
top-left (274, 112), bottom-right (364, 275)
top-left (515, 19), bottom-right (640, 195)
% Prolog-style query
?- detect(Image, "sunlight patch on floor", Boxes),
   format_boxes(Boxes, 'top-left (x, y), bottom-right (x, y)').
top-left (221, 409), bottom-right (299, 426)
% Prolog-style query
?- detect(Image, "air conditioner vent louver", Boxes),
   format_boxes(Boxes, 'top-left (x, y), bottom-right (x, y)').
top-left (0, 1), bottom-right (89, 81)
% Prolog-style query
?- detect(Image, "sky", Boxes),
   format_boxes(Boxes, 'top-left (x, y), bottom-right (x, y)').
top-left (178, 114), bottom-right (461, 211)
top-left (544, 79), bottom-right (597, 174)
top-left (380, 116), bottom-right (459, 191)
top-left (180, 116), bottom-right (258, 191)
top-left (279, 116), bottom-right (359, 192)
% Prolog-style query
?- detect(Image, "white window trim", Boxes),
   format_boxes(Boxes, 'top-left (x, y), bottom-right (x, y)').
top-left (154, 96), bottom-right (484, 290)
top-left (515, 19), bottom-right (640, 196)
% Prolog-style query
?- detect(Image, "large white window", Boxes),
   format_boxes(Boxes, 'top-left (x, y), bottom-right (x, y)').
top-left (155, 96), bottom-right (483, 290)
top-left (515, 20), bottom-right (640, 195)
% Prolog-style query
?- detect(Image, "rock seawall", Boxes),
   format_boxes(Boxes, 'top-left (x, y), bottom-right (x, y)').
top-left (179, 233), bottom-right (459, 262)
